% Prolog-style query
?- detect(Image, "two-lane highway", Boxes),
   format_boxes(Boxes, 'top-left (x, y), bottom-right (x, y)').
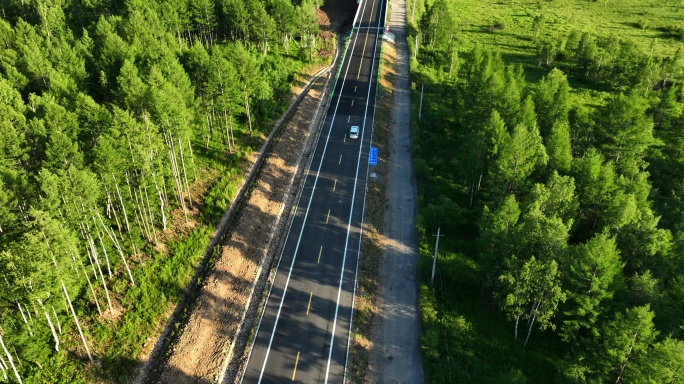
top-left (241, 0), bottom-right (386, 382)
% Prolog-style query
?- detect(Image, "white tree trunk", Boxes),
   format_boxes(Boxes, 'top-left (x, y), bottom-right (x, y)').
top-left (99, 219), bottom-right (135, 287)
top-left (158, 190), bottom-right (167, 230)
top-left (96, 230), bottom-right (112, 277)
top-left (112, 175), bottom-right (131, 233)
top-left (524, 314), bottom-right (537, 347)
top-left (88, 235), bottom-right (113, 312)
top-left (51, 306), bottom-right (61, 334)
top-left (80, 260), bottom-right (102, 317)
top-left (16, 302), bottom-right (32, 336)
top-left (61, 281), bottom-right (94, 364)
top-left (245, 94), bottom-right (253, 136)
top-left (125, 172), bottom-right (147, 239)
top-left (223, 109), bottom-right (233, 152)
top-left (0, 334), bottom-right (21, 383)
top-left (166, 135), bottom-right (188, 222)
top-left (178, 137), bottom-right (191, 208)
top-left (142, 186), bottom-right (158, 244)
top-left (0, 354), bottom-right (9, 380)
top-left (85, 240), bottom-right (99, 281)
top-left (38, 300), bottom-right (59, 351)
top-left (187, 140), bottom-right (197, 182)
top-left (134, 186), bottom-right (151, 242)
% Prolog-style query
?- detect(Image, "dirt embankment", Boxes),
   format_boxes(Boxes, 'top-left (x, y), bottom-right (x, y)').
top-left (136, 4), bottom-right (358, 384)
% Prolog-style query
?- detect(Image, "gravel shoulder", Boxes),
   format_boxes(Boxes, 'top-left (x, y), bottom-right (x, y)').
top-left (366, 0), bottom-right (425, 382)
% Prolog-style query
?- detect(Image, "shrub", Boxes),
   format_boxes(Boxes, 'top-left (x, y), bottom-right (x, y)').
top-left (661, 24), bottom-right (684, 40)
top-left (489, 18), bottom-right (506, 32)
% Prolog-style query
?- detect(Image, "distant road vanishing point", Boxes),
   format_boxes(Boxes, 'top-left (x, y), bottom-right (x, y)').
top-left (241, 0), bottom-right (387, 382)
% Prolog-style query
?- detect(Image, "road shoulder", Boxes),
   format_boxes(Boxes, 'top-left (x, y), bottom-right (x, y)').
top-left (366, 0), bottom-right (425, 382)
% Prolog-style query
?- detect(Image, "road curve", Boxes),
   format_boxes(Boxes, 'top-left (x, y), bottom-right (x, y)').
top-left (240, 0), bottom-right (387, 382)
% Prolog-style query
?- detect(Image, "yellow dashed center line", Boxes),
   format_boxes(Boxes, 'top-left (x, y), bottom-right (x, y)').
top-left (333, 179), bottom-right (337, 191)
top-left (357, 0), bottom-right (377, 79)
top-left (292, 352), bottom-right (300, 381)
top-left (355, 85), bottom-right (357, 92)
top-left (306, 292), bottom-right (313, 315)
top-left (318, 246), bottom-right (323, 263)
top-left (358, 31), bottom-right (369, 79)
top-left (326, 209), bottom-right (331, 224)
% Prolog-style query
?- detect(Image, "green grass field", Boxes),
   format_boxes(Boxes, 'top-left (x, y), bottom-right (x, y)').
top-left (450, 0), bottom-right (684, 57)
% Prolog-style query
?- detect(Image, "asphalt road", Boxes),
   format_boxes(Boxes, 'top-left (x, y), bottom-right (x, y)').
top-left (241, 0), bottom-right (387, 382)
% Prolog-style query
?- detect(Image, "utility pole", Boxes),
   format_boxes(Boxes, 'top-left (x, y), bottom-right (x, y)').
top-left (431, 227), bottom-right (444, 284)
top-left (419, 83), bottom-right (424, 121)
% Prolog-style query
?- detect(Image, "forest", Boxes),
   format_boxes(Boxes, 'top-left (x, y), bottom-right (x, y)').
top-left (408, 0), bottom-right (684, 382)
top-left (0, 0), bottom-right (325, 382)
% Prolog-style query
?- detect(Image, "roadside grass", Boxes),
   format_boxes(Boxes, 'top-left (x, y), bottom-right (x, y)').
top-left (347, 40), bottom-right (397, 383)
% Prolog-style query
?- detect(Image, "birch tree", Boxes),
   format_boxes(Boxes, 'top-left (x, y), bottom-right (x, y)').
top-left (230, 43), bottom-right (271, 136)
top-left (594, 305), bottom-right (658, 383)
top-left (499, 256), bottom-right (565, 346)
top-left (0, 334), bottom-right (22, 384)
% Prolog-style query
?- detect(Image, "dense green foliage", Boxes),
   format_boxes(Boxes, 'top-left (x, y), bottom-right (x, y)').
top-left (0, 0), bottom-right (324, 382)
top-left (409, 0), bottom-right (684, 382)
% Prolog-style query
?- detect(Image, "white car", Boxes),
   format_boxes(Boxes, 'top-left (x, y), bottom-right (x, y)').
top-left (349, 125), bottom-right (360, 139)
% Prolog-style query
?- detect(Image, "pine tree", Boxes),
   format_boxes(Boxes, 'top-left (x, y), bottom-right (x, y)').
top-left (597, 92), bottom-right (655, 177)
top-left (546, 119), bottom-right (573, 173)
top-left (478, 194), bottom-right (521, 287)
top-left (534, 68), bottom-right (570, 138)
top-left (561, 233), bottom-right (623, 342)
top-left (487, 118), bottom-right (548, 199)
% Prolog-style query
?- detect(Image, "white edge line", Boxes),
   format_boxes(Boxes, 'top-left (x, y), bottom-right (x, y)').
top-left (238, 43), bottom-right (340, 384)
top-left (255, 2), bottom-right (368, 383)
top-left (342, 0), bottom-right (388, 381)
top-left (324, 0), bottom-right (385, 381)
